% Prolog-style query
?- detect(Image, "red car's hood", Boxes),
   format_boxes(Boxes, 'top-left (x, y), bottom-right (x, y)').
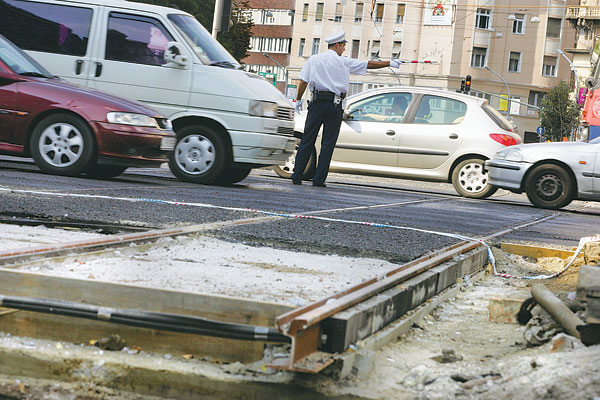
top-left (29, 76), bottom-right (164, 117)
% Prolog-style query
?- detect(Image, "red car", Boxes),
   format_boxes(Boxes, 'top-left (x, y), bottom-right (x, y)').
top-left (0, 34), bottom-right (175, 178)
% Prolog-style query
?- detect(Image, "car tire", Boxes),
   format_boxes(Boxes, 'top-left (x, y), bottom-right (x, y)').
top-left (525, 164), bottom-right (574, 209)
top-left (451, 158), bottom-right (497, 199)
top-left (84, 164), bottom-right (128, 179)
top-left (30, 113), bottom-right (95, 176)
top-left (213, 167), bottom-right (251, 185)
top-left (273, 143), bottom-right (316, 180)
top-left (168, 125), bottom-right (228, 184)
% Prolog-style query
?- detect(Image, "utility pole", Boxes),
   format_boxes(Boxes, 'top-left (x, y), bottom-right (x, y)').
top-left (263, 53), bottom-right (288, 96)
top-left (556, 49), bottom-right (580, 110)
top-left (485, 65), bottom-right (511, 114)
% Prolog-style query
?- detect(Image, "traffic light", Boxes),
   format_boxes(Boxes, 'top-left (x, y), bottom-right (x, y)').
top-left (464, 75), bottom-right (472, 94)
top-left (460, 80), bottom-right (466, 93)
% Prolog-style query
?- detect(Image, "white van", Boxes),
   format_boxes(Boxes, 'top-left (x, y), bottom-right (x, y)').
top-left (0, 0), bottom-right (296, 184)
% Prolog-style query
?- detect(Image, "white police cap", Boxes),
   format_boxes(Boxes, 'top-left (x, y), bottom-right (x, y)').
top-left (325, 31), bottom-right (347, 44)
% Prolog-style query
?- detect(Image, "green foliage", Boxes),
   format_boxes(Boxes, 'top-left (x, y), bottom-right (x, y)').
top-left (217, 0), bottom-right (254, 62)
top-left (539, 81), bottom-right (580, 141)
top-left (129, 0), bottom-right (253, 63)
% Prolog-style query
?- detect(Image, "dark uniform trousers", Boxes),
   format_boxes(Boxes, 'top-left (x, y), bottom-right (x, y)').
top-left (291, 99), bottom-right (343, 186)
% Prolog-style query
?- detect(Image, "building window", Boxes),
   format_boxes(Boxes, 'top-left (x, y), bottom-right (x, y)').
top-left (351, 39), bottom-right (360, 58)
top-left (370, 40), bottom-right (380, 59)
top-left (512, 13), bottom-right (524, 34)
top-left (261, 9), bottom-right (275, 24)
top-left (471, 47), bottom-right (486, 68)
top-left (542, 55), bottom-right (557, 76)
top-left (508, 51), bottom-right (521, 72)
top-left (302, 3), bottom-right (309, 22)
top-left (312, 38), bottom-right (320, 55)
top-left (348, 82), bottom-right (363, 96)
top-left (375, 4), bottom-right (384, 23)
top-left (367, 83), bottom-right (386, 90)
top-left (249, 37), bottom-right (291, 54)
top-left (315, 3), bottom-right (324, 21)
top-left (528, 90), bottom-right (545, 111)
top-left (470, 90), bottom-right (492, 102)
top-left (476, 8), bottom-right (491, 29)
top-left (298, 38), bottom-right (305, 56)
top-left (355, 2), bottom-right (363, 22)
top-left (392, 41), bottom-right (402, 59)
top-left (396, 4), bottom-right (405, 24)
top-left (547, 18), bottom-right (561, 38)
top-left (335, 3), bottom-right (343, 22)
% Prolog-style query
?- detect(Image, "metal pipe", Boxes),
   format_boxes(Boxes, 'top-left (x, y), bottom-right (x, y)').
top-left (212, 0), bottom-right (223, 39)
top-left (484, 65), bottom-right (511, 113)
top-left (531, 284), bottom-right (584, 339)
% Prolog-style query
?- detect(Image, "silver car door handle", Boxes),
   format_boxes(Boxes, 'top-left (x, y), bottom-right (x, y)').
top-left (449, 133), bottom-right (459, 139)
top-left (386, 130), bottom-right (396, 136)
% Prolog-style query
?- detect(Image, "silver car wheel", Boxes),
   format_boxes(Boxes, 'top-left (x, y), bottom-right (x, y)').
top-left (39, 122), bottom-right (84, 168)
top-left (174, 134), bottom-right (216, 175)
top-left (535, 173), bottom-right (562, 199)
top-left (457, 161), bottom-right (487, 194)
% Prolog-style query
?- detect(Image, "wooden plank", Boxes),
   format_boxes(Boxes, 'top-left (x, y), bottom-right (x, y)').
top-left (0, 311), bottom-right (264, 363)
top-left (500, 243), bottom-right (580, 260)
top-left (0, 269), bottom-right (293, 362)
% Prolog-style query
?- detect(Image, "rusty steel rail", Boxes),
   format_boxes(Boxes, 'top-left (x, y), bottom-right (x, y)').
top-left (270, 214), bottom-right (560, 373)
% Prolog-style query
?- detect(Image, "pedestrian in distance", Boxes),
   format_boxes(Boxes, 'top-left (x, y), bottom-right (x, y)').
top-left (292, 31), bottom-right (404, 187)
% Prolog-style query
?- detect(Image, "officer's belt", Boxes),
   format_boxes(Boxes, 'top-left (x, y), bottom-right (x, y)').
top-left (312, 90), bottom-right (346, 102)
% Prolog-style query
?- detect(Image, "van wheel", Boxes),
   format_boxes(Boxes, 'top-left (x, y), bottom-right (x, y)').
top-left (451, 158), bottom-right (497, 199)
top-left (273, 143), bottom-right (316, 180)
top-left (214, 168), bottom-right (251, 185)
top-left (85, 165), bottom-right (128, 179)
top-left (169, 125), bottom-right (228, 184)
top-left (525, 164), bottom-right (574, 209)
top-left (30, 113), bottom-right (95, 176)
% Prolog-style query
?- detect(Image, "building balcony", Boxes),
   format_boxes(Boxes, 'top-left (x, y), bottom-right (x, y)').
top-left (566, 6), bottom-right (600, 19)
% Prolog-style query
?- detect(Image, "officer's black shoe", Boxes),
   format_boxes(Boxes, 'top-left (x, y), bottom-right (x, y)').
top-left (292, 179), bottom-right (302, 185)
top-left (312, 182), bottom-right (326, 187)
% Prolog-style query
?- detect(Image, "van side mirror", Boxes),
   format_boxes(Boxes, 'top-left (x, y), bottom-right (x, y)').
top-left (163, 42), bottom-right (189, 67)
top-left (343, 109), bottom-right (354, 120)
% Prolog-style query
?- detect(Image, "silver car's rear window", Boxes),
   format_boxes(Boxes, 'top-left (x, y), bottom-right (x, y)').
top-left (481, 103), bottom-right (514, 132)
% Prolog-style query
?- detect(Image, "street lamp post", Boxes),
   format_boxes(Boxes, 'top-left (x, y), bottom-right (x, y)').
top-left (484, 65), bottom-right (511, 114)
top-left (556, 49), bottom-right (580, 110)
top-left (263, 53), bottom-right (288, 96)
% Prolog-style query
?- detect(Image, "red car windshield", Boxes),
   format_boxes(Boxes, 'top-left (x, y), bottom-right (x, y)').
top-left (0, 34), bottom-right (53, 77)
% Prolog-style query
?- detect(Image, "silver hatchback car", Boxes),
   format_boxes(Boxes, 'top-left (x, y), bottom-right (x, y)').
top-left (276, 86), bottom-right (521, 198)
top-left (486, 138), bottom-right (600, 209)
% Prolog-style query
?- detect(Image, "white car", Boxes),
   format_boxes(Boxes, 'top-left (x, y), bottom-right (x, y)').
top-left (486, 138), bottom-right (600, 209)
top-left (275, 86), bottom-right (521, 198)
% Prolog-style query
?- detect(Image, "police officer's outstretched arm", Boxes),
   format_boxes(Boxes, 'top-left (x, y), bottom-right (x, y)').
top-left (367, 60), bottom-right (403, 69)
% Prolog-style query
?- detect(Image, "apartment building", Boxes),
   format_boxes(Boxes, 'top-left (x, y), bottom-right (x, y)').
top-left (288, 0), bottom-right (578, 138)
top-left (242, 0), bottom-right (295, 95)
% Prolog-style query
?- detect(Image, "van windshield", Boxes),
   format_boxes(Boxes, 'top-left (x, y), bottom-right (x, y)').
top-left (168, 14), bottom-right (240, 69)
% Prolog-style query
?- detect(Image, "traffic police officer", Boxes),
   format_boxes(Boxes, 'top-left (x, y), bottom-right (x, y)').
top-left (292, 31), bottom-right (403, 187)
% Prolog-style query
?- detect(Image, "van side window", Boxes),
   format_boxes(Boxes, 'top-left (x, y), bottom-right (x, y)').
top-left (0, 0), bottom-right (92, 57)
top-left (106, 12), bottom-right (174, 66)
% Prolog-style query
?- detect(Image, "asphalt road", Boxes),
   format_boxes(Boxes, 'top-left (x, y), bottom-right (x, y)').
top-left (1, 156), bottom-right (599, 263)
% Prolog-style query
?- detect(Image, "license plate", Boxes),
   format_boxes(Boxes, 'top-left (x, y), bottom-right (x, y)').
top-left (160, 136), bottom-right (176, 151)
top-left (285, 140), bottom-right (296, 153)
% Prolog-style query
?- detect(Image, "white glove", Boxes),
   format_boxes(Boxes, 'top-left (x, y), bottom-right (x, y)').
top-left (294, 101), bottom-right (303, 114)
top-left (390, 59), bottom-right (404, 68)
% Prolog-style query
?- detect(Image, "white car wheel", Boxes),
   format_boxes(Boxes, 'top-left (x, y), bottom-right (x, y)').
top-left (452, 158), bottom-right (497, 199)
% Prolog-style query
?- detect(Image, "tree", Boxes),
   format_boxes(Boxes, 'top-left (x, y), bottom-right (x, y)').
top-left (539, 81), bottom-right (580, 141)
top-left (217, 0), bottom-right (254, 62)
